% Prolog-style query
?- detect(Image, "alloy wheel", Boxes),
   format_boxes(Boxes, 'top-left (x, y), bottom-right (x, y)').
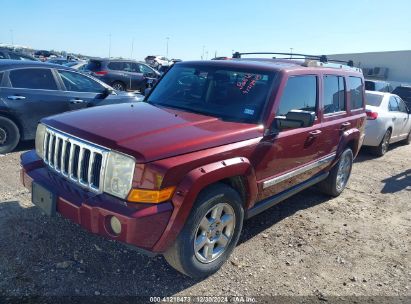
top-left (381, 130), bottom-right (391, 154)
top-left (194, 203), bottom-right (236, 264)
top-left (336, 153), bottom-right (352, 192)
top-left (112, 83), bottom-right (125, 91)
top-left (0, 127), bottom-right (7, 145)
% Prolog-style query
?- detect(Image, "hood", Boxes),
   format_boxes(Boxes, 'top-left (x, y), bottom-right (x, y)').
top-left (42, 102), bottom-right (263, 163)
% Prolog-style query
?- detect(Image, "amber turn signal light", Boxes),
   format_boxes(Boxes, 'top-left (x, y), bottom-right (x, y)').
top-left (127, 186), bottom-right (176, 203)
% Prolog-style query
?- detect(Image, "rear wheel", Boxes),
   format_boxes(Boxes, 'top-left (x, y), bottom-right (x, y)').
top-left (0, 116), bottom-right (20, 154)
top-left (318, 148), bottom-right (353, 197)
top-left (111, 81), bottom-right (126, 91)
top-left (401, 130), bottom-right (411, 145)
top-left (370, 129), bottom-right (391, 156)
top-left (164, 183), bottom-right (244, 278)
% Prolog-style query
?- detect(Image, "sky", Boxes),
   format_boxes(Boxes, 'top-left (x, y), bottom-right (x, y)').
top-left (1, 0), bottom-right (410, 60)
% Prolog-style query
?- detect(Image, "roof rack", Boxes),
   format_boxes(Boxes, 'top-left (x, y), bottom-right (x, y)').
top-left (232, 52), bottom-right (354, 67)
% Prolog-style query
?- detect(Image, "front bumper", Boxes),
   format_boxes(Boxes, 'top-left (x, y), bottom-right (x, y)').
top-left (20, 150), bottom-right (173, 254)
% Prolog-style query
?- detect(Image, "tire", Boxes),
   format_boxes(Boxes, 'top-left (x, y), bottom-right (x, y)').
top-left (318, 148), bottom-right (353, 197)
top-left (164, 183), bottom-right (244, 278)
top-left (111, 81), bottom-right (126, 91)
top-left (370, 129), bottom-right (391, 156)
top-left (0, 116), bottom-right (20, 154)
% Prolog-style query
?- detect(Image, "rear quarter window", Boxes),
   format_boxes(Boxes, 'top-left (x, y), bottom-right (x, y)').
top-left (108, 62), bottom-right (124, 71)
top-left (348, 77), bottom-right (364, 110)
top-left (85, 60), bottom-right (102, 71)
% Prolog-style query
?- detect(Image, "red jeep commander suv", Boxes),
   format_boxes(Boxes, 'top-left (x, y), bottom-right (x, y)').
top-left (21, 52), bottom-right (366, 278)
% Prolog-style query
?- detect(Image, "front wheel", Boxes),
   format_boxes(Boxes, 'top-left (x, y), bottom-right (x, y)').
top-left (0, 116), bottom-right (20, 154)
top-left (164, 183), bottom-right (244, 278)
top-left (111, 81), bottom-right (126, 91)
top-left (318, 148), bottom-right (353, 197)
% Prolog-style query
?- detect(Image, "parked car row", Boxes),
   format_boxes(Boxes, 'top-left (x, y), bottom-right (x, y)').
top-left (84, 58), bottom-right (160, 92)
top-left (18, 52), bottom-right (411, 279)
top-left (0, 60), bottom-right (142, 153)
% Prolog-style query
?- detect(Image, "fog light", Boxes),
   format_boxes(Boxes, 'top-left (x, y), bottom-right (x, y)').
top-left (110, 216), bottom-right (122, 235)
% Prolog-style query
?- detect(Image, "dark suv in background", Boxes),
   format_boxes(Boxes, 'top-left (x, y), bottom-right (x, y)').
top-left (392, 86), bottom-right (411, 108)
top-left (365, 80), bottom-right (392, 92)
top-left (85, 59), bottom-right (160, 92)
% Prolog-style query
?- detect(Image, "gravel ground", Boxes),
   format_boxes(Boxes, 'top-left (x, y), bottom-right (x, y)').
top-left (0, 141), bottom-right (410, 300)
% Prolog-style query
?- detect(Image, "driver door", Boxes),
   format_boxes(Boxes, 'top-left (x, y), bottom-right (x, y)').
top-left (253, 75), bottom-right (325, 200)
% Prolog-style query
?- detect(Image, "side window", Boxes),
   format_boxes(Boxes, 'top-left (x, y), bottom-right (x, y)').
top-left (0, 51), bottom-right (7, 59)
top-left (396, 97), bottom-right (407, 113)
top-left (323, 75), bottom-right (346, 114)
top-left (388, 96), bottom-right (399, 111)
top-left (9, 68), bottom-right (58, 90)
top-left (348, 77), bottom-right (364, 110)
top-left (0, 72), bottom-right (4, 86)
top-left (58, 70), bottom-right (105, 93)
top-left (139, 64), bottom-right (154, 75)
top-left (277, 75), bottom-right (317, 116)
top-left (107, 62), bottom-right (124, 71)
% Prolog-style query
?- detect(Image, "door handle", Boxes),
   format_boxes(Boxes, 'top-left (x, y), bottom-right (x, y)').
top-left (308, 130), bottom-right (322, 137)
top-left (69, 99), bottom-right (86, 104)
top-left (7, 95), bottom-right (26, 100)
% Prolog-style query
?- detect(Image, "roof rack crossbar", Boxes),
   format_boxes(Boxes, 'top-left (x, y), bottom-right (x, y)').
top-left (232, 52), bottom-right (354, 67)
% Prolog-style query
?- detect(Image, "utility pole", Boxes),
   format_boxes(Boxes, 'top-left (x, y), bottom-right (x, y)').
top-left (202, 45), bottom-right (205, 60)
top-left (290, 47), bottom-right (293, 59)
top-left (108, 33), bottom-right (111, 58)
top-left (166, 37), bottom-right (170, 58)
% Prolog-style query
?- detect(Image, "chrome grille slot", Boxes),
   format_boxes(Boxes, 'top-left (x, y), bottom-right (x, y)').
top-left (42, 127), bottom-right (108, 193)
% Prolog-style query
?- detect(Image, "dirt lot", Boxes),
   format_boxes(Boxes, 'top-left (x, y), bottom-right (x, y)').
top-left (0, 141), bottom-right (410, 299)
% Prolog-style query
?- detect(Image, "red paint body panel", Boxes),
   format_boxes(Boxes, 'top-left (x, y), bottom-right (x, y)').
top-left (42, 102), bottom-right (262, 163)
top-left (21, 59), bottom-right (366, 254)
top-left (21, 151), bottom-right (172, 251)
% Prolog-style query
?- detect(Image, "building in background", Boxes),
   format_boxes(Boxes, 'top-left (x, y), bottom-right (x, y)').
top-left (329, 50), bottom-right (411, 88)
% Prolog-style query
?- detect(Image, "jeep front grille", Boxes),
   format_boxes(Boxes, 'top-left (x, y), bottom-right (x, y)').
top-left (42, 127), bottom-right (108, 193)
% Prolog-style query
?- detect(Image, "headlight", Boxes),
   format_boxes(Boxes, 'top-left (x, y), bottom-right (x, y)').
top-left (103, 151), bottom-right (135, 199)
top-left (35, 124), bottom-right (46, 158)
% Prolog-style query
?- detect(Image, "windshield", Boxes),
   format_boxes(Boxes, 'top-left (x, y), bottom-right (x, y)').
top-left (147, 65), bottom-right (275, 123)
top-left (365, 92), bottom-right (383, 106)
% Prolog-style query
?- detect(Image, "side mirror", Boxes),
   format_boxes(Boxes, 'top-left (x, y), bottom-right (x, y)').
top-left (100, 87), bottom-right (114, 99)
top-left (270, 110), bottom-right (315, 133)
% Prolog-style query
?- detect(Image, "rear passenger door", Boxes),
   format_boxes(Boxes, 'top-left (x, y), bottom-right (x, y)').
top-left (0, 68), bottom-right (70, 139)
top-left (256, 75), bottom-right (324, 199)
top-left (317, 74), bottom-right (348, 158)
top-left (388, 96), bottom-right (403, 140)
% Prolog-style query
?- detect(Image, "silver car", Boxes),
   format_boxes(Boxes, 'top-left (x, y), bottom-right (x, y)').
top-left (363, 91), bottom-right (411, 156)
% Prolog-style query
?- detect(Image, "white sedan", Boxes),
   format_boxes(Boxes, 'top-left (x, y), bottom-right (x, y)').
top-left (363, 91), bottom-right (411, 156)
